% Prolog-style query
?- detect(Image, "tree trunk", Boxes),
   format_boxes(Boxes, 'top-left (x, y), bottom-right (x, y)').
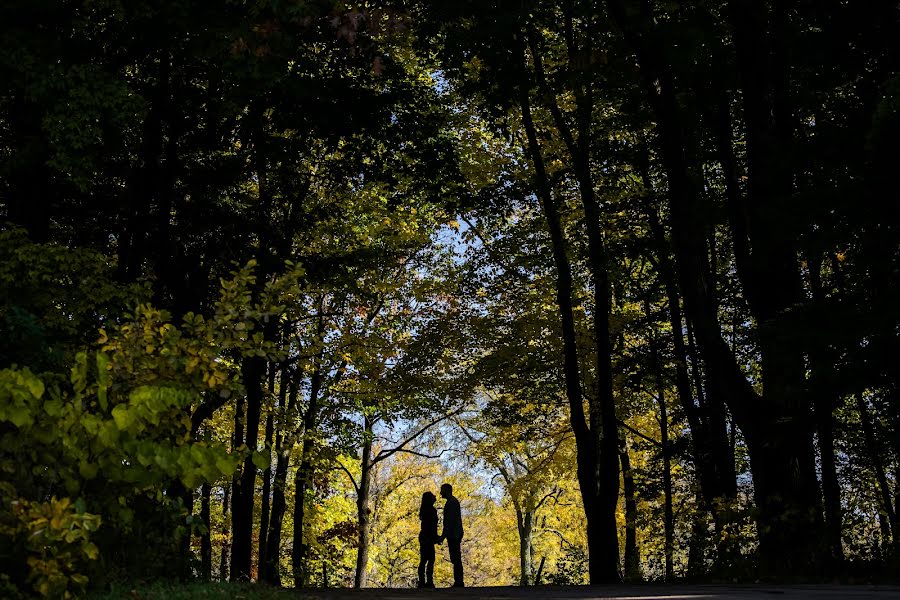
top-left (660, 399), bottom-right (674, 582)
top-left (262, 376), bottom-right (299, 584)
top-left (524, 24), bottom-right (620, 583)
top-left (293, 360), bottom-right (323, 588)
top-left (726, 0), bottom-right (824, 576)
top-left (519, 66), bottom-right (603, 586)
top-left (231, 356), bottom-right (265, 581)
top-left (257, 409), bottom-right (274, 571)
top-left (515, 506), bottom-right (535, 585)
top-left (607, 0), bottom-right (824, 576)
top-left (857, 393), bottom-right (896, 542)
top-left (200, 483), bottom-right (212, 579)
top-left (687, 492), bottom-right (709, 580)
top-left (620, 439), bottom-right (641, 582)
top-left (354, 415), bottom-right (375, 589)
top-left (647, 308), bottom-right (674, 581)
top-left (807, 253), bottom-right (844, 567)
top-left (219, 483), bottom-right (231, 581)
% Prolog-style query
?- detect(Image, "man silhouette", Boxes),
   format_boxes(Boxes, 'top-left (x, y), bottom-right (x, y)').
top-left (438, 483), bottom-right (464, 587)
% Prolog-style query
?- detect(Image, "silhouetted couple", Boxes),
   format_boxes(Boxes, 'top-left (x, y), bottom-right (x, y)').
top-left (418, 483), bottom-right (464, 588)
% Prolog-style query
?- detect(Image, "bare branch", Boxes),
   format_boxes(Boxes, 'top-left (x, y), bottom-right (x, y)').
top-left (372, 407), bottom-right (465, 465)
top-left (331, 461), bottom-right (360, 495)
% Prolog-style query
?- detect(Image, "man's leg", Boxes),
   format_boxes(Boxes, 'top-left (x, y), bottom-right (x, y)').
top-left (448, 539), bottom-right (464, 587)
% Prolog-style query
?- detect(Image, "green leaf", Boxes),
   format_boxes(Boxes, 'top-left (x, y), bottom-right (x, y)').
top-left (251, 451), bottom-right (270, 471)
top-left (79, 460), bottom-right (98, 480)
top-left (111, 404), bottom-right (131, 430)
top-left (6, 404), bottom-right (33, 428)
top-left (25, 375), bottom-right (44, 400)
top-left (96, 352), bottom-right (110, 411)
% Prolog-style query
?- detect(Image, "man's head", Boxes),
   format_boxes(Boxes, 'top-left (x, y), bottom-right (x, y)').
top-left (440, 483), bottom-right (453, 499)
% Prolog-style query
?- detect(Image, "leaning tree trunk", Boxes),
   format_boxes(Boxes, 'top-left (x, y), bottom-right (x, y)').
top-left (519, 84), bottom-right (605, 585)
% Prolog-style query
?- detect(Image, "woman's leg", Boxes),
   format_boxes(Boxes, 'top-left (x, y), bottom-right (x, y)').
top-left (418, 539), bottom-right (428, 586)
top-left (425, 543), bottom-right (436, 585)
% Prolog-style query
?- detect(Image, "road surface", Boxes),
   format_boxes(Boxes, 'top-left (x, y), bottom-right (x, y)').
top-left (296, 585), bottom-right (899, 600)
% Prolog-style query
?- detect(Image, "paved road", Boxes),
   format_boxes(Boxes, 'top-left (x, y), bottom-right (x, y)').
top-left (297, 585), bottom-right (900, 600)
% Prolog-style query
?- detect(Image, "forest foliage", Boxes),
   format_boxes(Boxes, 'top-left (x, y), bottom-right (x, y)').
top-left (1, 0), bottom-right (899, 596)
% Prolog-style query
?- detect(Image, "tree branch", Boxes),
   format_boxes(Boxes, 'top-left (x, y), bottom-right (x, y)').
top-left (372, 407), bottom-right (465, 465)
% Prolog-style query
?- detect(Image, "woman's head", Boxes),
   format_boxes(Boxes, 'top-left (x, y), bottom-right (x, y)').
top-left (420, 491), bottom-right (436, 518)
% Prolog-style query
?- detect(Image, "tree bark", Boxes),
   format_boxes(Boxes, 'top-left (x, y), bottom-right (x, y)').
top-left (231, 356), bottom-right (265, 581)
top-left (293, 359), bottom-right (323, 588)
top-left (200, 483), bottom-right (212, 579)
top-left (219, 483), bottom-right (231, 581)
top-left (262, 375), bottom-right (299, 584)
top-left (515, 506), bottom-right (535, 586)
top-left (524, 17), bottom-right (621, 582)
top-left (607, 0), bottom-right (824, 576)
top-left (520, 85), bottom-right (613, 584)
top-left (354, 415), bottom-right (375, 589)
top-left (257, 407), bottom-right (275, 571)
top-left (620, 439), bottom-right (641, 582)
top-left (857, 393), bottom-right (896, 543)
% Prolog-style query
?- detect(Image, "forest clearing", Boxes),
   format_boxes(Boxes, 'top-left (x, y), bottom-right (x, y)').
top-left (1, 0), bottom-right (899, 597)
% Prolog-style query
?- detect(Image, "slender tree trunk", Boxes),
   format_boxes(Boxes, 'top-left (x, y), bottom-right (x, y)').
top-left (524, 23), bottom-right (620, 582)
top-left (687, 492), bottom-right (709, 579)
top-left (535, 556), bottom-right (546, 585)
top-left (219, 484), bottom-right (231, 581)
top-left (257, 410), bottom-right (274, 571)
top-left (857, 393), bottom-right (896, 541)
top-left (293, 361), bottom-right (323, 588)
top-left (515, 507), bottom-right (535, 586)
top-left (647, 308), bottom-right (674, 581)
top-left (807, 253), bottom-right (844, 566)
top-left (354, 416), bottom-right (375, 589)
top-left (231, 356), bottom-right (265, 581)
top-left (200, 483), bottom-right (212, 579)
top-left (518, 68), bottom-right (602, 585)
top-left (660, 400), bottom-right (674, 582)
top-left (263, 376), bottom-right (298, 584)
top-left (620, 439), bottom-right (641, 582)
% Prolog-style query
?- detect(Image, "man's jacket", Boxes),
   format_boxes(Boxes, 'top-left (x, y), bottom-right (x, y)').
top-left (442, 497), bottom-right (464, 540)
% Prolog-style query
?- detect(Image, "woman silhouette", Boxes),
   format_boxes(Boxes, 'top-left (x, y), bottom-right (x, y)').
top-left (417, 491), bottom-right (438, 588)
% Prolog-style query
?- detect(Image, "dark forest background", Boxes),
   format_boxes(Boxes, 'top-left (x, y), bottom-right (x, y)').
top-left (1, 0), bottom-right (899, 596)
